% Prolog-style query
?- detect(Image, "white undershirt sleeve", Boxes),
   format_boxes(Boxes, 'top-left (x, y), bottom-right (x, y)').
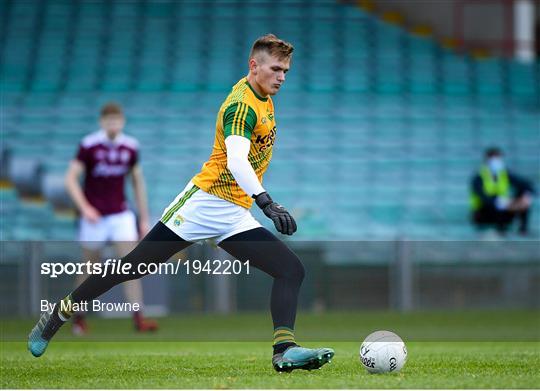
top-left (225, 135), bottom-right (265, 198)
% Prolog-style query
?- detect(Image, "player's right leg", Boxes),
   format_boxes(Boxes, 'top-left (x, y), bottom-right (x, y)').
top-left (219, 228), bottom-right (334, 372)
top-left (28, 222), bottom-right (191, 357)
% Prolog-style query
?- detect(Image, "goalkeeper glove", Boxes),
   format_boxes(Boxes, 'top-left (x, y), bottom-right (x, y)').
top-left (253, 192), bottom-right (297, 235)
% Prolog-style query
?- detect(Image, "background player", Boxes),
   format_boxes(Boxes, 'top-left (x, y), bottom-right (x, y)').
top-left (64, 102), bottom-right (158, 333)
top-left (29, 35), bottom-right (333, 372)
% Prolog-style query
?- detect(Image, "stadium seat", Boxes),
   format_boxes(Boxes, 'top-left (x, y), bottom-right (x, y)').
top-left (8, 157), bottom-right (44, 199)
top-left (2, 0), bottom-right (538, 240)
top-left (41, 173), bottom-right (73, 211)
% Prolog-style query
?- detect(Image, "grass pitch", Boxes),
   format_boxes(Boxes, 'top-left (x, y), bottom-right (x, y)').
top-left (1, 311), bottom-right (539, 388)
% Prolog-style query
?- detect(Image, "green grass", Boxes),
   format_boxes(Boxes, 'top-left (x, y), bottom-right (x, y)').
top-left (2, 341), bottom-right (539, 389)
top-left (2, 310), bottom-right (539, 342)
top-left (1, 311), bottom-right (539, 388)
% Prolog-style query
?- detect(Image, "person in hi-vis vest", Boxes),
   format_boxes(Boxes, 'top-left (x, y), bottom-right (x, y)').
top-left (470, 147), bottom-right (535, 235)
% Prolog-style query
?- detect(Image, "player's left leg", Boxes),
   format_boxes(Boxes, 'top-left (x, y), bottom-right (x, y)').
top-left (219, 227), bottom-right (334, 372)
top-left (28, 222), bottom-right (190, 357)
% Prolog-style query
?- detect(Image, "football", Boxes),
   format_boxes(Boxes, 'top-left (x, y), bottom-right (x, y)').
top-left (359, 330), bottom-right (407, 374)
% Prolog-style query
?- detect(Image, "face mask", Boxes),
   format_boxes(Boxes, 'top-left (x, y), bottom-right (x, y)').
top-left (488, 157), bottom-right (505, 173)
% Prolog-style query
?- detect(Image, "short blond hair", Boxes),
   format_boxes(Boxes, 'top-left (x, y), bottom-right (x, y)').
top-left (249, 34), bottom-right (294, 61)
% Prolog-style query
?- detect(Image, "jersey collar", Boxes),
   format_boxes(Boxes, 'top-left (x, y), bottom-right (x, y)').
top-left (98, 129), bottom-right (123, 145)
top-left (245, 80), bottom-right (268, 102)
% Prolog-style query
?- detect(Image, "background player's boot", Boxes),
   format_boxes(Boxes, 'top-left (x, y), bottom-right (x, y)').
top-left (72, 313), bottom-right (89, 336)
top-left (133, 312), bottom-right (158, 332)
top-left (272, 346), bottom-right (334, 372)
top-left (28, 308), bottom-right (64, 357)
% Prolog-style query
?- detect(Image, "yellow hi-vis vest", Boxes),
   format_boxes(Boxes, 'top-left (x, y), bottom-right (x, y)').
top-left (470, 166), bottom-right (510, 211)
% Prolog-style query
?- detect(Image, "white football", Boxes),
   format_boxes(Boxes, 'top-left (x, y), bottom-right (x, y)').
top-left (359, 330), bottom-right (407, 374)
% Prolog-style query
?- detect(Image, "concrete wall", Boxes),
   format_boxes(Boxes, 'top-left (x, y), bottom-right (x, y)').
top-left (372, 0), bottom-right (517, 54)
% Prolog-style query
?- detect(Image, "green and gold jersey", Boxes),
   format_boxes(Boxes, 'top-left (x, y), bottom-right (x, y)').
top-left (191, 77), bottom-right (277, 209)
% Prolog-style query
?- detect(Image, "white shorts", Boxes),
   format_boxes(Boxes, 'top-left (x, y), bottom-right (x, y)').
top-left (161, 182), bottom-right (262, 243)
top-left (79, 209), bottom-right (138, 249)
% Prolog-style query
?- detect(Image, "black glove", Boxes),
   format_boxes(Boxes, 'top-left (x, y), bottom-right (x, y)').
top-left (253, 192), bottom-right (297, 235)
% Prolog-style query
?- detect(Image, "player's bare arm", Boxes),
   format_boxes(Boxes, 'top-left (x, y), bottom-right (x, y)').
top-left (64, 160), bottom-right (101, 223)
top-left (130, 163), bottom-right (150, 237)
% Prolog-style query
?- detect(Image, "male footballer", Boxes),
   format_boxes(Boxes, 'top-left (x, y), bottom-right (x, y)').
top-left (29, 34), bottom-right (334, 372)
top-left (65, 103), bottom-right (158, 334)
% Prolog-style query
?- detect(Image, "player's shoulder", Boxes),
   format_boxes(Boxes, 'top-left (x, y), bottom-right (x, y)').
top-left (223, 78), bottom-right (250, 105)
top-left (80, 131), bottom-right (105, 148)
top-left (117, 133), bottom-right (139, 150)
top-left (225, 77), bottom-right (268, 109)
top-left (80, 131), bottom-right (139, 150)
